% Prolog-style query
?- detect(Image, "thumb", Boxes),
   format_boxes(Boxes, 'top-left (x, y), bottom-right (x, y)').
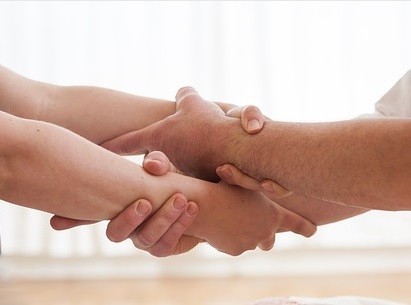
top-left (50, 215), bottom-right (97, 230)
top-left (101, 128), bottom-right (151, 155)
top-left (280, 207), bottom-right (317, 238)
top-left (143, 151), bottom-right (182, 176)
top-left (172, 236), bottom-right (203, 255)
top-left (226, 105), bottom-right (265, 134)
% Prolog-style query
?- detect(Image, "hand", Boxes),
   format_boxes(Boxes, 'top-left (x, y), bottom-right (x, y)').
top-left (196, 181), bottom-right (316, 255)
top-left (106, 193), bottom-right (201, 257)
top-left (219, 104), bottom-right (293, 198)
top-left (50, 194), bottom-right (200, 257)
top-left (50, 154), bottom-right (201, 257)
top-left (105, 152), bottom-right (203, 257)
top-left (123, 152), bottom-right (316, 256)
top-left (102, 87), bottom-right (264, 182)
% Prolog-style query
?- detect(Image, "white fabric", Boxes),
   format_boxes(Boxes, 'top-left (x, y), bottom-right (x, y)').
top-left (359, 69), bottom-right (411, 118)
top-left (375, 70), bottom-right (411, 118)
top-left (250, 296), bottom-right (407, 305)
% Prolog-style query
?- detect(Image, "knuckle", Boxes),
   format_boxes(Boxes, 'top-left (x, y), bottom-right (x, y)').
top-left (119, 136), bottom-right (130, 154)
top-left (134, 230), bottom-right (157, 248)
top-left (149, 247), bottom-right (171, 258)
top-left (242, 105), bottom-right (260, 118)
top-left (228, 249), bottom-right (243, 257)
top-left (106, 230), bottom-right (122, 243)
top-left (245, 105), bottom-right (260, 114)
top-left (160, 209), bottom-right (180, 225)
top-left (154, 240), bottom-right (175, 257)
top-left (123, 207), bottom-right (142, 228)
top-left (176, 214), bottom-right (194, 228)
top-left (176, 86), bottom-right (197, 101)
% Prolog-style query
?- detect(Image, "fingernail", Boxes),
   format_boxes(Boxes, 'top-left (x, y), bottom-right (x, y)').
top-left (247, 119), bottom-right (261, 132)
top-left (217, 166), bottom-right (232, 180)
top-left (150, 159), bottom-right (163, 168)
top-left (136, 201), bottom-right (151, 216)
top-left (186, 204), bottom-right (198, 216)
top-left (173, 196), bottom-right (186, 210)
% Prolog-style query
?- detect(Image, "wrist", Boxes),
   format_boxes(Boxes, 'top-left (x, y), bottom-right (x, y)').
top-left (184, 180), bottom-right (218, 240)
top-left (210, 117), bottom-right (248, 172)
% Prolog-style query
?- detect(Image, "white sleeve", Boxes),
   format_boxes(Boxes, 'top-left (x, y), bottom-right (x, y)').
top-left (372, 70), bottom-right (411, 118)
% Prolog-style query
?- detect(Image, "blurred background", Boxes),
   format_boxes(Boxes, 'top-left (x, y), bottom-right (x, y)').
top-left (0, 1), bottom-right (411, 305)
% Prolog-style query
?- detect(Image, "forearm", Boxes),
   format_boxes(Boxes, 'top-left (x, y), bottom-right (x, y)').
top-left (274, 194), bottom-right (368, 226)
top-left (45, 86), bottom-right (175, 144)
top-left (0, 111), bottom-right (205, 220)
top-left (218, 118), bottom-right (411, 210)
top-left (0, 65), bottom-right (176, 145)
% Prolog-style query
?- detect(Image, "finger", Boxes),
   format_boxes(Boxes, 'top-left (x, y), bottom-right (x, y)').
top-left (143, 151), bottom-right (182, 175)
top-left (279, 207), bottom-right (317, 238)
top-left (262, 180), bottom-right (293, 199)
top-left (50, 216), bottom-right (97, 230)
top-left (175, 86), bottom-right (222, 113)
top-left (175, 86), bottom-right (208, 113)
top-left (101, 128), bottom-right (151, 155)
top-left (226, 105), bottom-right (265, 134)
top-left (175, 86), bottom-right (203, 105)
top-left (216, 164), bottom-right (262, 191)
top-left (106, 199), bottom-right (152, 243)
top-left (145, 202), bottom-right (199, 257)
top-left (131, 194), bottom-right (188, 249)
top-left (171, 235), bottom-right (202, 255)
top-left (150, 236), bottom-right (201, 257)
top-left (258, 233), bottom-right (276, 251)
top-left (215, 101), bottom-right (237, 113)
top-left (143, 151), bottom-right (172, 176)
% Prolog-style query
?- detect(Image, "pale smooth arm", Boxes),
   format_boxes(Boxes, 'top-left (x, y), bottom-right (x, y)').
top-left (0, 65), bottom-right (175, 144)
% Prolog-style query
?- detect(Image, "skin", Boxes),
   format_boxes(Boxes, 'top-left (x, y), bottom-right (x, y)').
top-left (0, 65), bottom-right (315, 256)
top-left (103, 86), bottom-right (411, 211)
top-left (97, 98), bottom-right (369, 256)
top-left (0, 113), bottom-right (314, 255)
top-left (50, 71), bottom-right (411, 256)
top-left (102, 150), bottom-right (367, 255)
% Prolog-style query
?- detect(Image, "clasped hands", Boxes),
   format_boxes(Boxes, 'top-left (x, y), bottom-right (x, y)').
top-left (51, 87), bottom-right (316, 256)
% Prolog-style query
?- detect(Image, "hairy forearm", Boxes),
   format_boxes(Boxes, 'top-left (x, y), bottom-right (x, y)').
top-left (218, 118), bottom-right (411, 210)
top-left (274, 194), bottom-right (368, 226)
